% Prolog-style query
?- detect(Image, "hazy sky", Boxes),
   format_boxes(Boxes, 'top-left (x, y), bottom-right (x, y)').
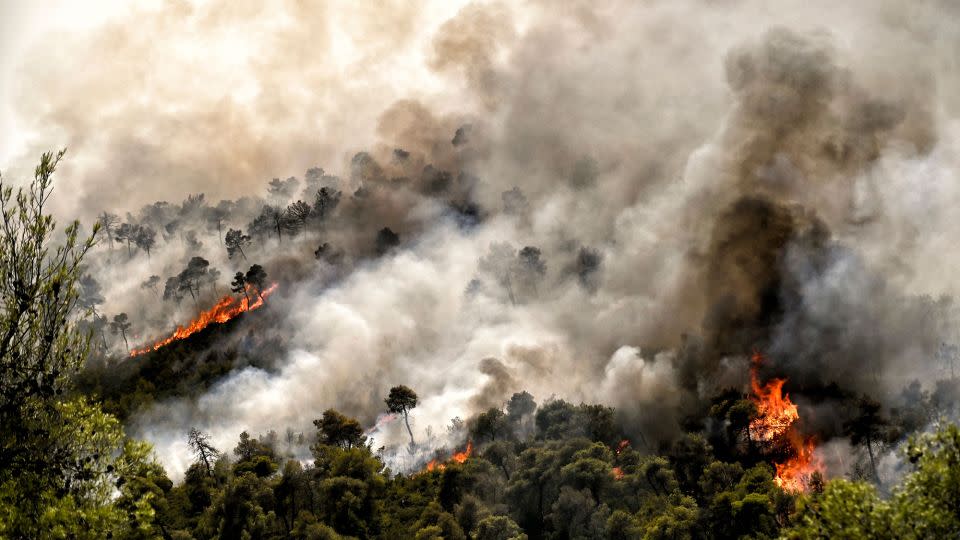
top-left (0, 0), bottom-right (476, 219)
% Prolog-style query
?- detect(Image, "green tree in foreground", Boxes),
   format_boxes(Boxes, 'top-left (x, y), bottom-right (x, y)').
top-left (786, 422), bottom-right (960, 539)
top-left (0, 150), bottom-right (162, 537)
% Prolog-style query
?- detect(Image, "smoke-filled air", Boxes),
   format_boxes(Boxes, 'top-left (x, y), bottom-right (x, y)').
top-left (3, 1), bottom-right (960, 538)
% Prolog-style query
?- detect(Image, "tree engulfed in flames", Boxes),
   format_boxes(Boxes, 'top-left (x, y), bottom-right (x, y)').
top-left (748, 352), bottom-right (799, 442)
top-left (129, 284), bottom-right (279, 357)
top-left (748, 351), bottom-right (822, 492)
top-left (425, 441), bottom-right (473, 472)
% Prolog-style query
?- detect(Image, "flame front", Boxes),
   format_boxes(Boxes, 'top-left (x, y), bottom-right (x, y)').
top-left (775, 435), bottom-right (820, 492)
top-left (130, 283), bottom-right (278, 357)
top-left (748, 351), bottom-right (800, 442)
top-left (424, 441), bottom-right (473, 473)
top-left (451, 441), bottom-right (473, 464)
top-left (748, 351), bottom-right (822, 492)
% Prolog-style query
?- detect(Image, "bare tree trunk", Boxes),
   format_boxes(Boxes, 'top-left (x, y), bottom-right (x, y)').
top-left (189, 286), bottom-right (199, 310)
top-left (403, 410), bottom-right (415, 447)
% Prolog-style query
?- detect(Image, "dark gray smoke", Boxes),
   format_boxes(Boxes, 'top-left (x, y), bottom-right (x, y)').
top-left (4, 1), bottom-right (960, 479)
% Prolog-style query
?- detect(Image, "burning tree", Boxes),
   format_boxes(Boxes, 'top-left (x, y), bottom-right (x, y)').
top-left (230, 272), bottom-right (249, 304)
top-left (748, 351), bottom-right (822, 492)
top-left (245, 264), bottom-right (268, 300)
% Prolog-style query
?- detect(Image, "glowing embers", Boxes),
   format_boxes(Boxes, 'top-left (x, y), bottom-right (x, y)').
top-left (129, 283), bottom-right (278, 357)
top-left (425, 441), bottom-right (473, 472)
top-left (748, 351), bottom-right (822, 492)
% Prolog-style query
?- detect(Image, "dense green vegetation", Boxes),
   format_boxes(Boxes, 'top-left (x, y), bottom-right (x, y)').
top-left (4, 154), bottom-right (960, 539)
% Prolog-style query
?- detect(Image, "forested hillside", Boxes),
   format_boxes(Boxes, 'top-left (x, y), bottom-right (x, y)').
top-left (5, 1), bottom-right (960, 538)
top-left (3, 151), bottom-right (960, 539)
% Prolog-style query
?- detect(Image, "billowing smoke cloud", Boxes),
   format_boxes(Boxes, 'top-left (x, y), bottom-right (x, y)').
top-left (7, 0), bottom-right (960, 480)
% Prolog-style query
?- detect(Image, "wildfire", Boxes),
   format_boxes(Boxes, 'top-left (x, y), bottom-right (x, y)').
top-left (129, 284), bottom-right (278, 357)
top-left (748, 351), bottom-right (799, 442)
top-left (452, 441), bottom-right (473, 464)
top-left (611, 466), bottom-right (624, 480)
top-left (748, 351), bottom-right (822, 492)
top-left (775, 434), bottom-right (819, 492)
top-left (615, 439), bottom-right (630, 455)
top-left (425, 441), bottom-right (473, 472)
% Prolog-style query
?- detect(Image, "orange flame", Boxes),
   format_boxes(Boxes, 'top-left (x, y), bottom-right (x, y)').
top-left (775, 435), bottom-right (821, 492)
top-left (748, 351), bottom-right (823, 492)
top-left (611, 466), bottom-right (624, 480)
top-left (423, 441), bottom-right (472, 473)
top-left (615, 439), bottom-right (630, 455)
top-left (748, 351), bottom-right (799, 442)
top-left (130, 283), bottom-right (278, 357)
top-left (451, 441), bottom-right (473, 464)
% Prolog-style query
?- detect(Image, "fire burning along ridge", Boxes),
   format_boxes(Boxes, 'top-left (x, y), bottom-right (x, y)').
top-left (748, 351), bottom-right (823, 492)
top-left (129, 283), bottom-right (279, 357)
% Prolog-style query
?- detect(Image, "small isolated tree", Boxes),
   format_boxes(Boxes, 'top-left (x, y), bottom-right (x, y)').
top-left (230, 272), bottom-right (249, 304)
top-left (312, 186), bottom-right (342, 223)
top-left (115, 222), bottom-right (136, 257)
top-left (267, 176), bottom-right (300, 202)
top-left (844, 396), bottom-right (891, 481)
top-left (97, 211), bottom-right (120, 249)
top-left (141, 274), bottom-right (161, 298)
top-left (385, 385), bottom-right (418, 447)
top-left (178, 256), bottom-right (210, 309)
top-left (507, 391), bottom-right (538, 432)
top-left (205, 267), bottom-right (221, 297)
top-left (77, 273), bottom-right (105, 315)
top-left (285, 200), bottom-right (311, 235)
top-left (188, 428), bottom-right (221, 477)
top-left (163, 276), bottom-right (184, 304)
top-left (205, 204), bottom-right (229, 244)
top-left (134, 225), bottom-right (157, 258)
top-left (245, 264), bottom-right (267, 300)
top-left (269, 206), bottom-right (287, 243)
top-left (224, 228), bottom-right (251, 261)
top-left (109, 313), bottom-right (132, 351)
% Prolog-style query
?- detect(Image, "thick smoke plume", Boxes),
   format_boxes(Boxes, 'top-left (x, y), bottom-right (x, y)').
top-left (5, 0), bottom-right (960, 480)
